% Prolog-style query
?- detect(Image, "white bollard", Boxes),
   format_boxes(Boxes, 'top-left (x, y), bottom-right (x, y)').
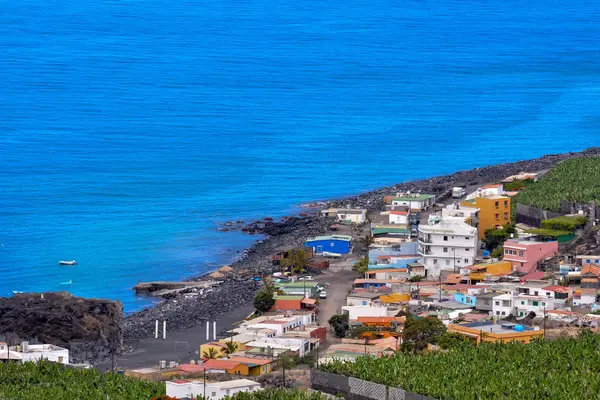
top-left (163, 321), bottom-right (166, 340)
top-left (206, 322), bottom-right (209, 340)
top-left (213, 321), bottom-right (216, 341)
top-left (155, 320), bottom-right (159, 339)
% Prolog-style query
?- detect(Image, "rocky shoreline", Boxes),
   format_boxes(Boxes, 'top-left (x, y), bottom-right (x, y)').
top-left (123, 147), bottom-right (600, 344)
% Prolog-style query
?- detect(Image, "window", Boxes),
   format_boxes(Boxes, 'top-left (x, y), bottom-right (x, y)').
top-left (495, 301), bottom-right (500, 306)
top-left (587, 260), bottom-right (591, 264)
top-left (443, 236), bottom-right (448, 241)
top-left (465, 236), bottom-right (470, 240)
top-left (433, 259), bottom-right (438, 264)
top-left (495, 201), bottom-right (499, 207)
top-left (464, 258), bottom-right (469, 263)
top-left (504, 212), bottom-right (508, 219)
top-left (519, 251), bottom-right (524, 257)
top-left (533, 301), bottom-right (539, 306)
top-left (501, 311), bottom-right (506, 315)
top-left (330, 242), bottom-right (335, 247)
top-left (519, 312), bottom-right (524, 317)
top-left (542, 302), bottom-right (545, 306)
top-left (212, 393), bottom-right (217, 397)
top-left (505, 249), bottom-right (509, 255)
top-left (362, 301), bottom-right (367, 306)
top-left (445, 260), bottom-right (450, 266)
top-left (504, 201), bottom-right (508, 207)
top-left (534, 291), bottom-right (538, 296)
top-left (457, 259), bottom-right (460, 264)
top-left (443, 247), bottom-right (448, 253)
top-left (521, 301), bottom-right (525, 305)
top-left (226, 390), bottom-right (231, 395)
top-left (495, 213), bottom-right (500, 220)
top-left (496, 311), bottom-right (500, 315)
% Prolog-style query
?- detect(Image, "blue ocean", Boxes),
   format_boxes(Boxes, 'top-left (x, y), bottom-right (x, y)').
top-left (1, 0), bottom-right (598, 312)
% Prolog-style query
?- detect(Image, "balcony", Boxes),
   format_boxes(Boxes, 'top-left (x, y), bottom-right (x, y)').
top-left (418, 236), bottom-right (432, 244)
top-left (418, 248), bottom-right (433, 256)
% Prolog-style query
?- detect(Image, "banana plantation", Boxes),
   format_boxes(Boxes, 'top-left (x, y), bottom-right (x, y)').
top-left (320, 331), bottom-right (600, 400)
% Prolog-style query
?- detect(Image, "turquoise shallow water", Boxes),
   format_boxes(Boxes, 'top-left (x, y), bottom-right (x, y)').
top-left (0, 0), bottom-right (599, 312)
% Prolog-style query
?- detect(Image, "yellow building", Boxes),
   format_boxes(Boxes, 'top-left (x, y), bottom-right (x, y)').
top-left (448, 321), bottom-right (543, 344)
top-left (461, 195), bottom-right (511, 239)
top-left (467, 261), bottom-right (513, 282)
top-left (200, 342), bottom-right (228, 358)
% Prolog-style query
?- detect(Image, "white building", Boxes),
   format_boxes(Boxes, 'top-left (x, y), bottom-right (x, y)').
top-left (492, 294), bottom-right (514, 317)
top-left (167, 378), bottom-right (261, 400)
top-left (3, 342), bottom-right (70, 364)
top-left (388, 210), bottom-right (409, 225)
top-left (441, 204), bottom-right (479, 227)
top-left (346, 292), bottom-right (383, 307)
top-left (341, 305), bottom-right (391, 320)
top-left (515, 295), bottom-right (555, 318)
top-left (321, 208), bottom-right (367, 224)
top-left (391, 193), bottom-right (435, 211)
top-left (245, 336), bottom-right (313, 357)
top-left (417, 217), bottom-right (478, 277)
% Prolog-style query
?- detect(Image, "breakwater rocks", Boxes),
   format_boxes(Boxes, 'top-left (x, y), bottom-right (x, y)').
top-left (123, 279), bottom-right (260, 343)
top-left (0, 292), bottom-right (123, 364)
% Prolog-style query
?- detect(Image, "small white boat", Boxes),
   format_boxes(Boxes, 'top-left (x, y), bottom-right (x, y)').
top-left (60, 280), bottom-right (72, 285)
top-left (12, 291), bottom-right (23, 294)
top-left (59, 260), bottom-right (77, 266)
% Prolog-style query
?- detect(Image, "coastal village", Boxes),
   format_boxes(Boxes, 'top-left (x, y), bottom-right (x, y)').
top-left (2, 153), bottom-right (600, 399)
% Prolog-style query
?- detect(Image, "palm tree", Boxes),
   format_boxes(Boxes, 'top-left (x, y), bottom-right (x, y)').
top-left (202, 347), bottom-right (219, 360)
top-left (281, 249), bottom-right (309, 274)
top-left (223, 340), bottom-right (238, 358)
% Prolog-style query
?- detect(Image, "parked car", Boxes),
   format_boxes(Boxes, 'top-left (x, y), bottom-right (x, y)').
top-left (319, 290), bottom-right (327, 299)
top-left (299, 276), bottom-right (314, 281)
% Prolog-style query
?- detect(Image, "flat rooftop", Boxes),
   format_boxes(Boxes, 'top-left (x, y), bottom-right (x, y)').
top-left (461, 321), bottom-right (535, 334)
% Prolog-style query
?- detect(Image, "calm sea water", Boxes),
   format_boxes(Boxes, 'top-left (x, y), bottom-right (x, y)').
top-left (1, 0), bottom-right (599, 312)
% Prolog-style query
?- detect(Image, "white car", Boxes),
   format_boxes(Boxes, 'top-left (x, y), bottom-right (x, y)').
top-left (298, 276), bottom-right (314, 281)
top-left (319, 290), bottom-right (327, 299)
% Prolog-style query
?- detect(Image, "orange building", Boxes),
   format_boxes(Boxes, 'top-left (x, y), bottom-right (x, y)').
top-left (461, 195), bottom-right (511, 239)
top-left (466, 261), bottom-right (513, 282)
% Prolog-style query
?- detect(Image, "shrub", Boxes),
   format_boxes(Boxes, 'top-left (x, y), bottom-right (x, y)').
top-left (540, 216), bottom-right (587, 232)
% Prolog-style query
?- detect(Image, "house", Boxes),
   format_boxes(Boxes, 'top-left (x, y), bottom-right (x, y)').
top-left (441, 204), bottom-right (480, 228)
top-left (202, 358), bottom-right (273, 376)
top-left (368, 242), bottom-right (419, 263)
top-left (542, 285), bottom-right (572, 306)
top-left (365, 268), bottom-right (410, 280)
top-left (245, 336), bottom-right (315, 357)
top-left (418, 217), bottom-right (479, 277)
top-left (448, 321), bottom-right (543, 344)
top-left (408, 262), bottom-right (425, 277)
top-left (475, 292), bottom-right (500, 313)
top-left (573, 289), bottom-right (597, 306)
top-left (353, 279), bottom-right (406, 290)
top-left (167, 378), bottom-right (261, 400)
top-left (461, 195), bottom-right (511, 239)
top-left (0, 342), bottom-right (23, 362)
top-left (200, 342), bottom-right (228, 359)
top-left (479, 184), bottom-right (505, 197)
top-left (4, 342), bottom-right (69, 364)
top-left (275, 282), bottom-right (320, 297)
top-left (272, 295), bottom-right (316, 311)
top-left (467, 261), bottom-right (513, 282)
top-left (351, 316), bottom-right (405, 332)
top-left (577, 255), bottom-right (600, 266)
top-left (391, 193), bottom-right (435, 211)
top-left (491, 294), bottom-right (514, 317)
top-left (320, 208), bottom-right (367, 224)
top-left (388, 210), bottom-right (410, 225)
top-left (304, 235), bottom-right (352, 255)
top-left (341, 305), bottom-right (392, 320)
top-left (371, 225), bottom-right (413, 239)
top-left (515, 295), bottom-right (555, 317)
top-left (504, 237), bottom-right (559, 274)
top-left (346, 292), bottom-right (383, 306)
top-left (454, 293), bottom-right (477, 307)
top-left (238, 314), bottom-right (315, 336)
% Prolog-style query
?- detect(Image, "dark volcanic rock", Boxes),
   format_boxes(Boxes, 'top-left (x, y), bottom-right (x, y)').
top-left (0, 292), bottom-right (123, 364)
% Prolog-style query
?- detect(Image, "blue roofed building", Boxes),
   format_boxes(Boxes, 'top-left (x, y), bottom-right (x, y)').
top-left (305, 235), bottom-right (352, 255)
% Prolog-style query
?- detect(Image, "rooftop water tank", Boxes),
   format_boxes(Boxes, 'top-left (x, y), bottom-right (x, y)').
top-left (513, 324), bottom-right (525, 332)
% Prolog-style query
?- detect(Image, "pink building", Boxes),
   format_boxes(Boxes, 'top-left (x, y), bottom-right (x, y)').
top-left (503, 237), bottom-right (559, 274)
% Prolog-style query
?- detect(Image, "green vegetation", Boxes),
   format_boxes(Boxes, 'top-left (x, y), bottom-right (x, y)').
top-left (352, 258), bottom-right (369, 274)
top-left (321, 330), bottom-right (600, 400)
top-left (436, 332), bottom-right (471, 350)
top-left (503, 178), bottom-right (534, 192)
top-left (223, 339), bottom-right (239, 358)
top-left (524, 228), bottom-right (573, 238)
top-left (513, 157), bottom-right (600, 212)
top-left (401, 316), bottom-right (447, 352)
top-left (202, 347), bottom-right (219, 359)
top-left (328, 313), bottom-right (349, 338)
top-left (281, 249), bottom-right (310, 274)
top-left (222, 389), bottom-right (329, 399)
top-left (541, 215), bottom-right (587, 231)
top-left (482, 225), bottom-right (516, 252)
top-left (0, 360), bottom-right (164, 400)
top-left (253, 277), bottom-right (275, 313)
top-left (409, 275), bottom-right (423, 282)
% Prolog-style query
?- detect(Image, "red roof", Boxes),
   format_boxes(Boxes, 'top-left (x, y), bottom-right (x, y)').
top-left (301, 298), bottom-right (317, 305)
top-left (229, 356), bottom-right (273, 366)
top-left (390, 211), bottom-right (409, 215)
top-left (482, 184), bottom-right (502, 189)
top-left (582, 264), bottom-right (600, 277)
top-left (178, 364), bottom-right (207, 374)
top-left (542, 285), bottom-right (571, 294)
top-left (202, 359), bottom-right (242, 370)
top-left (462, 313), bottom-right (489, 322)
